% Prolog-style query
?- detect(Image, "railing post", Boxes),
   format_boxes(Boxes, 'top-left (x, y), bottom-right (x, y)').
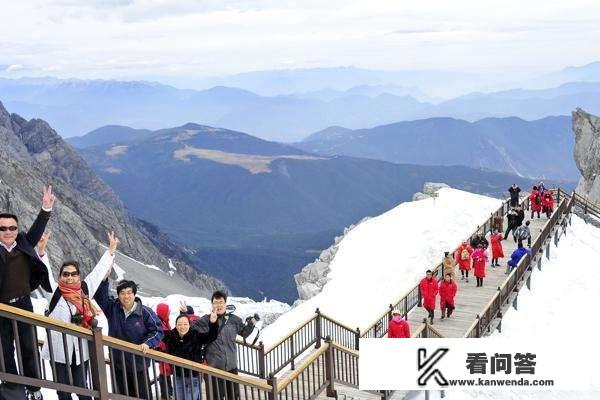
top-left (355, 328), bottom-right (360, 350)
top-left (546, 241), bottom-right (550, 260)
top-left (89, 324), bottom-right (109, 400)
top-left (258, 341), bottom-right (266, 378)
top-left (289, 334), bottom-right (295, 370)
top-left (268, 373), bottom-right (278, 400)
top-left (422, 318), bottom-right (428, 338)
top-left (315, 308), bottom-right (322, 349)
top-left (388, 304), bottom-right (393, 322)
top-left (324, 337), bottom-right (337, 398)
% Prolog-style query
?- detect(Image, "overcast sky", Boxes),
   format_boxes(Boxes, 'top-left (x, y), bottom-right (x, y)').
top-left (1, 0), bottom-right (599, 82)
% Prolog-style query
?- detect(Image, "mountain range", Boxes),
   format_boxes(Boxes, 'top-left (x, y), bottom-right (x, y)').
top-left (71, 122), bottom-right (565, 301)
top-left (2, 62), bottom-right (600, 142)
top-left (297, 116), bottom-right (578, 181)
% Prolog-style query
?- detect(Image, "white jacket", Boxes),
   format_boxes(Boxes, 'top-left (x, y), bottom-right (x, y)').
top-left (40, 251), bottom-right (114, 365)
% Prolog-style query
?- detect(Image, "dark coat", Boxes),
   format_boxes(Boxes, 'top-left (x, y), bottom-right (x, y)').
top-left (516, 209), bottom-right (525, 226)
top-left (163, 322), bottom-right (218, 375)
top-left (508, 186), bottom-right (521, 205)
top-left (0, 209), bottom-right (52, 293)
top-left (94, 279), bottom-right (164, 371)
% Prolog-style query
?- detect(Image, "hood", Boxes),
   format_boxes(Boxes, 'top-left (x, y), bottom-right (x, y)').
top-left (156, 303), bottom-right (170, 322)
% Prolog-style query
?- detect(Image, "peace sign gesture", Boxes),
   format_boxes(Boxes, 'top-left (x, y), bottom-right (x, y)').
top-left (36, 230), bottom-right (52, 255)
top-left (42, 186), bottom-right (56, 210)
top-left (107, 231), bottom-right (119, 255)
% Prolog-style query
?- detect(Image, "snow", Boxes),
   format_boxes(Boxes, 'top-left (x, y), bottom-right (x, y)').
top-left (401, 215), bottom-right (600, 400)
top-left (260, 188), bottom-right (502, 346)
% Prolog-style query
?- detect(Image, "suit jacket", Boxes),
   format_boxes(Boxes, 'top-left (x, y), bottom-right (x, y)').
top-left (0, 209), bottom-right (52, 293)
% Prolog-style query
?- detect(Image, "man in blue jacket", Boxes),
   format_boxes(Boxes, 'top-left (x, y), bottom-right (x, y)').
top-left (95, 279), bottom-right (163, 399)
top-left (506, 242), bottom-right (531, 275)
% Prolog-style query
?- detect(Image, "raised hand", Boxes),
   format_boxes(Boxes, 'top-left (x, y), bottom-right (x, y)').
top-left (42, 185), bottom-right (56, 210)
top-left (107, 231), bottom-right (119, 255)
top-left (36, 230), bottom-right (51, 255)
top-left (209, 307), bottom-right (218, 323)
top-left (179, 300), bottom-right (187, 313)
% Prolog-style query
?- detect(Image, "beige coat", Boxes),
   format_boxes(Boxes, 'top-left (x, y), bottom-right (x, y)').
top-left (443, 255), bottom-right (455, 278)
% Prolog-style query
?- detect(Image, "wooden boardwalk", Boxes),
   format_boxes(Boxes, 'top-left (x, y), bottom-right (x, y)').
top-left (407, 206), bottom-right (552, 337)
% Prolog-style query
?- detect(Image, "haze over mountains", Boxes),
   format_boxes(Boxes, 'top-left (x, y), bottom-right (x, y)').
top-left (2, 61), bottom-right (600, 142)
top-left (298, 116), bottom-right (578, 181)
top-left (71, 122), bottom-right (559, 301)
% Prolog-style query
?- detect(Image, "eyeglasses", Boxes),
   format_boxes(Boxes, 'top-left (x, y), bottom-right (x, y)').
top-left (0, 226), bottom-right (17, 232)
top-left (61, 271), bottom-right (80, 277)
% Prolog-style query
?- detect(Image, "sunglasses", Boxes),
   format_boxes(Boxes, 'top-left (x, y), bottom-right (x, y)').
top-left (0, 226), bottom-right (17, 232)
top-left (61, 271), bottom-right (80, 278)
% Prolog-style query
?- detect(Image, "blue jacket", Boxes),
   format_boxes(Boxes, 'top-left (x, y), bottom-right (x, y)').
top-left (507, 247), bottom-right (531, 267)
top-left (94, 279), bottom-right (163, 370)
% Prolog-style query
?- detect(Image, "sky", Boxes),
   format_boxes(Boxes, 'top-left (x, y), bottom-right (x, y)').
top-left (1, 0), bottom-right (600, 83)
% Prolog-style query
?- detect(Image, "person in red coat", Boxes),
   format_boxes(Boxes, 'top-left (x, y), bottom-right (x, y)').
top-left (156, 303), bottom-right (173, 399)
top-left (388, 309), bottom-right (411, 338)
top-left (472, 244), bottom-right (488, 287)
top-left (439, 273), bottom-right (458, 320)
top-left (489, 229), bottom-right (504, 267)
top-left (529, 186), bottom-right (542, 219)
top-left (455, 240), bottom-right (473, 282)
top-left (542, 191), bottom-right (554, 218)
top-left (420, 270), bottom-right (439, 324)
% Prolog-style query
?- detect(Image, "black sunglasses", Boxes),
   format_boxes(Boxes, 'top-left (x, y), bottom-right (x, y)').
top-left (61, 271), bottom-right (80, 278)
top-left (0, 226), bottom-right (17, 232)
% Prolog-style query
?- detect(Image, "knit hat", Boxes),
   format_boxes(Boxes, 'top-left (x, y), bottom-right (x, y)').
top-left (392, 309), bottom-right (403, 315)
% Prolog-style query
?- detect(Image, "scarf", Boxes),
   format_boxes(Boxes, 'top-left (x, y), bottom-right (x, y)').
top-left (58, 281), bottom-right (97, 329)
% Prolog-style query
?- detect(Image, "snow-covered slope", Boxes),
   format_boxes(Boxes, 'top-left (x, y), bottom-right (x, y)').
top-left (260, 188), bottom-right (502, 346)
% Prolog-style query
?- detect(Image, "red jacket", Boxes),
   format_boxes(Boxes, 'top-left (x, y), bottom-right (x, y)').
top-left (530, 190), bottom-right (542, 212)
top-left (489, 233), bottom-right (504, 259)
top-left (420, 277), bottom-right (438, 310)
top-left (388, 316), bottom-right (411, 338)
top-left (439, 280), bottom-right (457, 308)
top-left (472, 248), bottom-right (488, 278)
top-left (542, 192), bottom-right (554, 211)
top-left (156, 303), bottom-right (173, 376)
top-left (455, 244), bottom-right (473, 270)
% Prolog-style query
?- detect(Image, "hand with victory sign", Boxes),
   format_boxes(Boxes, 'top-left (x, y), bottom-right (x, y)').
top-left (107, 231), bottom-right (119, 255)
top-left (42, 185), bottom-right (56, 210)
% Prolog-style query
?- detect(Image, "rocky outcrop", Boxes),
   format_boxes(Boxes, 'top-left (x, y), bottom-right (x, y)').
top-left (572, 108), bottom-right (600, 203)
top-left (0, 100), bottom-right (223, 297)
top-left (294, 217), bottom-right (369, 301)
top-left (412, 182), bottom-right (450, 201)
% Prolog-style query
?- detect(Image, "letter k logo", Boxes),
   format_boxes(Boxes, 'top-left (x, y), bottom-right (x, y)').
top-left (418, 348), bottom-right (449, 386)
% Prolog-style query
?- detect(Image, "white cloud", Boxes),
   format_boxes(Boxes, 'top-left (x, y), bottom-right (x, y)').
top-left (0, 0), bottom-right (599, 80)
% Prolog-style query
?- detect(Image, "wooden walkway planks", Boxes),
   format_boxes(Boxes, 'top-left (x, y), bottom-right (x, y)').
top-left (407, 206), bottom-right (553, 337)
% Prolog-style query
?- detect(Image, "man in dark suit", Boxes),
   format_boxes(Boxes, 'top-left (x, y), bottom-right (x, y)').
top-left (0, 186), bottom-right (55, 400)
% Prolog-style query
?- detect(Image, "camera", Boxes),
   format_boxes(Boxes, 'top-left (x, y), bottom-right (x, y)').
top-left (71, 313), bottom-right (84, 325)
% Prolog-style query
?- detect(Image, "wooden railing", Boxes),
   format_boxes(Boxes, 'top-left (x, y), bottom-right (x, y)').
top-left (0, 302), bottom-right (273, 400)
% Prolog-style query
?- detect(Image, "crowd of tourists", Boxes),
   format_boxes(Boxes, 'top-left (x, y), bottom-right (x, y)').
top-left (389, 183), bottom-right (552, 336)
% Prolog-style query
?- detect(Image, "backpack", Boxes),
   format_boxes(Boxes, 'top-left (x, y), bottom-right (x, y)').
top-left (516, 227), bottom-right (529, 240)
top-left (460, 248), bottom-right (470, 260)
top-left (535, 193), bottom-right (541, 205)
top-left (45, 281), bottom-right (89, 316)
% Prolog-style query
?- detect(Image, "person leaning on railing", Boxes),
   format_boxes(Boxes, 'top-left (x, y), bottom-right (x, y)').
top-left (37, 231), bottom-right (119, 400)
top-left (192, 290), bottom-right (255, 400)
top-left (162, 309), bottom-right (219, 400)
top-left (94, 277), bottom-right (164, 399)
top-left (0, 186), bottom-right (55, 400)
